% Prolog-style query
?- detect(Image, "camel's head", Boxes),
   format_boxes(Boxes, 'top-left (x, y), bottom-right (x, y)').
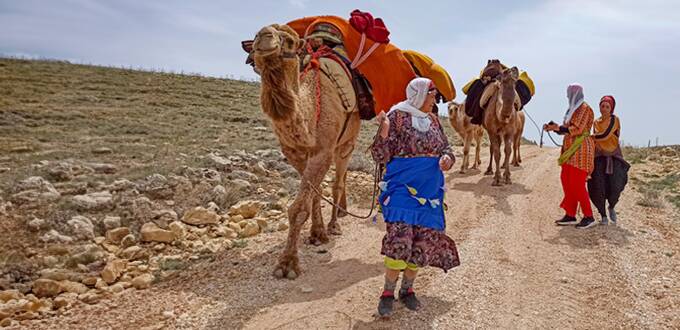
top-left (252, 24), bottom-right (303, 71)
top-left (448, 101), bottom-right (461, 117)
top-left (497, 66), bottom-right (520, 124)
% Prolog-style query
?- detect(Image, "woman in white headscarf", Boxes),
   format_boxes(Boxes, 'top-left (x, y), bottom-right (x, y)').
top-left (371, 77), bottom-right (460, 317)
top-left (544, 83), bottom-right (596, 229)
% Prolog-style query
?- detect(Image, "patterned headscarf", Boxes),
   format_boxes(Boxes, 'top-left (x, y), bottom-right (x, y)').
top-left (600, 95), bottom-right (616, 114)
top-left (388, 77), bottom-right (435, 132)
top-left (563, 83), bottom-right (584, 124)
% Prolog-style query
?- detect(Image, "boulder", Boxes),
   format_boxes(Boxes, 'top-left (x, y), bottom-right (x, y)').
top-left (181, 207), bottom-right (220, 225)
top-left (140, 223), bottom-right (175, 243)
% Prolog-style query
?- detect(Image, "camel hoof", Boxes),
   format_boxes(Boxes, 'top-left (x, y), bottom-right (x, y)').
top-left (305, 231), bottom-right (329, 246)
top-left (337, 209), bottom-right (349, 218)
top-left (274, 255), bottom-right (300, 280)
top-left (484, 170), bottom-right (493, 176)
top-left (504, 178), bottom-right (512, 184)
top-left (459, 169), bottom-right (466, 174)
top-left (327, 222), bottom-right (342, 235)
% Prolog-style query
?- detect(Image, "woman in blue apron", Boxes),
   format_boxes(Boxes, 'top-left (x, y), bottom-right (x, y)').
top-left (371, 77), bottom-right (460, 317)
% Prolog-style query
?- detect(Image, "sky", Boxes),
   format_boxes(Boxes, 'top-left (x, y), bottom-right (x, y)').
top-left (2, 0), bottom-right (679, 146)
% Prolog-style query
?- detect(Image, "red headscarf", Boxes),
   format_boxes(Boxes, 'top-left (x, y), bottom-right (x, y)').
top-left (600, 95), bottom-right (616, 113)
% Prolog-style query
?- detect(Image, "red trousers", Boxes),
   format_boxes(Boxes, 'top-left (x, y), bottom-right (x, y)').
top-left (560, 164), bottom-right (593, 217)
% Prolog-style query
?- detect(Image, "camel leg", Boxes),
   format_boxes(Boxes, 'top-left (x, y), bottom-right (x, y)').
top-left (473, 132), bottom-right (482, 169)
top-left (485, 140), bottom-right (494, 175)
top-left (336, 171), bottom-right (348, 218)
top-left (461, 134), bottom-right (471, 173)
top-left (503, 135), bottom-right (513, 184)
top-left (515, 133), bottom-right (522, 165)
top-left (329, 146), bottom-right (353, 235)
top-left (305, 195), bottom-right (329, 246)
top-left (490, 134), bottom-right (502, 186)
top-left (274, 150), bottom-right (333, 279)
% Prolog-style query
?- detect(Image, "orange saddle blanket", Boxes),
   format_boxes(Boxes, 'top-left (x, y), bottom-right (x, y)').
top-left (287, 16), bottom-right (416, 115)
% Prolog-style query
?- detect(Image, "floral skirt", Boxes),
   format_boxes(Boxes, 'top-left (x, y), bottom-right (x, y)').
top-left (381, 221), bottom-right (460, 272)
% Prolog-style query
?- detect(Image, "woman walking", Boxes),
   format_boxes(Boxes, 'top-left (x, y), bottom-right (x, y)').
top-left (544, 84), bottom-right (596, 229)
top-left (588, 95), bottom-right (630, 225)
top-left (371, 77), bottom-right (460, 317)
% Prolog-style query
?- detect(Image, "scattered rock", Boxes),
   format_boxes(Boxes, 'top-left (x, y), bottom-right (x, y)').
top-left (0, 290), bottom-right (22, 303)
top-left (300, 286), bottom-right (313, 293)
top-left (227, 222), bottom-right (242, 233)
top-left (78, 290), bottom-right (101, 304)
top-left (11, 176), bottom-right (60, 204)
top-left (87, 162), bottom-right (117, 174)
top-left (109, 283), bottom-right (125, 294)
top-left (215, 226), bottom-right (238, 239)
top-left (65, 244), bottom-right (106, 267)
top-left (141, 222), bottom-right (175, 243)
top-left (58, 281), bottom-right (88, 295)
top-left (10, 146), bottom-right (32, 153)
top-left (231, 179), bottom-right (251, 189)
top-left (119, 246), bottom-right (148, 261)
top-left (162, 310), bottom-right (175, 319)
top-left (71, 191), bottom-right (112, 210)
top-left (240, 221), bottom-right (260, 238)
top-left (53, 296), bottom-right (70, 309)
top-left (101, 259), bottom-right (127, 284)
top-left (81, 277), bottom-right (98, 287)
top-left (108, 179), bottom-right (135, 192)
top-left (278, 222), bottom-right (289, 231)
top-left (255, 218), bottom-right (268, 231)
top-left (131, 274), bottom-right (154, 290)
top-left (120, 234), bottom-right (137, 249)
top-left (67, 215), bottom-right (95, 240)
top-left (229, 200), bottom-right (264, 219)
top-left (40, 229), bottom-right (73, 244)
top-left (92, 147), bottom-right (113, 154)
top-left (230, 170), bottom-right (258, 183)
top-left (103, 216), bottom-right (122, 230)
top-left (208, 153), bottom-right (232, 170)
top-left (106, 227), bottom-right (130, 244)
top-left (181, 207), bottom-right (220, 225)
top-left (27, 217), bottom-right (47, 232)
top-left (168, 221), bottom-right (186, 240)
top-left (152, 209), bottom-right (178, 228)
top-left (206, 201), bottom-right (220, 212)
top-left (40, 269), bottom-right (83, 283)
top-left (31, 279), bottom-right (62, 298)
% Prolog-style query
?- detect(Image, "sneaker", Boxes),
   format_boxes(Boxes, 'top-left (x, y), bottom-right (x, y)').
top-left (398, 288), bottom-right (421, 311)
top-left (608, 207), bottom-right (618, 225)
top-left (378, 292), bottom-right (395, 317)
top-left (600, 216), bottom-right (609, 225)
top-left (555, 215), bottom-right (578, 226)
top-left (575, 217), bottom-right (597, 229)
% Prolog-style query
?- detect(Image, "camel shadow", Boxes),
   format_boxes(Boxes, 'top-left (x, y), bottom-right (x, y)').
top-left (350, 295), bottom-right (453, 329)
top-left (448, 167), bottom-right (483, 179)
top-left (450, 176), bottom-right (532, 215)
top-left (544, 225), bottom-right (634, 249)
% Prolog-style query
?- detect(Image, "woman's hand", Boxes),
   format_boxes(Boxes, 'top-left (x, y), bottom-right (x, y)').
top-left (376, 112), bottom-right (390, 138)
top-left (543, 123), bottom-right (559, 132)
top-left (440, 154), bottom-right (454, 171)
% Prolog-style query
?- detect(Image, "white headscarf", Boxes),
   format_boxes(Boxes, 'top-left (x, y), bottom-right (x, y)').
top-left (388, 77), bottom-right (434, 132)
top-left (563, 83), bottom-right (584, 124)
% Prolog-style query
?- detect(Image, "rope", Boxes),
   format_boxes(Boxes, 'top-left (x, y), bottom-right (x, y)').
top-left (302, 121), bottom-right (387, 220)
top-left (522, 107), bottom-right (562, 147)
top-left (300, 44), bottom-right (334, 125)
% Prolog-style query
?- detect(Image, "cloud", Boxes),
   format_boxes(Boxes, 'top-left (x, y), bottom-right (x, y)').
top-left (288, 0), bottom-right (308, 9)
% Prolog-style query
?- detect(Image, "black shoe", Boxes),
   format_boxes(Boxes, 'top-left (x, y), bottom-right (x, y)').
top-left (555, 215), bottom-right (578, 226)
top-left (378, 293), bottom-right (395, 317)
top-left (575, 217), bottom-right (597, 229)
top-left (398, 288), bottom-right (421, 311)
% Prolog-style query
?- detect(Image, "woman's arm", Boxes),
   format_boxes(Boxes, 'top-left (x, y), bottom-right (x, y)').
top-left (371, 112), bottom-right (399, 164)
top-left (593, 116), bottom-right (619, 140)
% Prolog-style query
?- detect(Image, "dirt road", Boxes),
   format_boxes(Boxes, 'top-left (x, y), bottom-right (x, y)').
top-left (22, 146), bottom-right (679, 329)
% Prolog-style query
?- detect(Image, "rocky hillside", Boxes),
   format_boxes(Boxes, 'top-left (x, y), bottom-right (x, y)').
top-left (0, 58), bottom-right (460, 327)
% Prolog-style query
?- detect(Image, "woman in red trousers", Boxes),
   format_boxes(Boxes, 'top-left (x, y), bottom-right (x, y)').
top-left (544, 84), bottom-right (596, 228)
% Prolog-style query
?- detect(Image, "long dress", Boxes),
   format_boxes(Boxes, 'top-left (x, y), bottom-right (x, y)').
top-left (371, 110), bottom-right (460, 272)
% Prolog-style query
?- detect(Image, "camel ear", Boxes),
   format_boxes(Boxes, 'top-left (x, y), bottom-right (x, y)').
top-left (487, 59), bottom-right (492, 64)
top-left (509, 67), bottom-right (519, 79)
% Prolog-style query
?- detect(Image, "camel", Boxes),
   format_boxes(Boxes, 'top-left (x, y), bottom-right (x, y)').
top-left (448, 101), bottom-right (483, 173)
top-left (252, 24), bottom-right (361, 279)
top-left (480, 65), bottom-right (523, 186)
